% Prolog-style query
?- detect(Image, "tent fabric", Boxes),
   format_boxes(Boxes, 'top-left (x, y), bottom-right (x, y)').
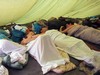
top-left (0, 0), bottom-right (37, 26)
top-left (0, 0), bottom-right (100, 26)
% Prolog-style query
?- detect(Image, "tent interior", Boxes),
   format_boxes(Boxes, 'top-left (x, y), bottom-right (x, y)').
top-left (0, 0), bottom-right (100, 75)
top-left (0, 0), bottom-right (100, 26)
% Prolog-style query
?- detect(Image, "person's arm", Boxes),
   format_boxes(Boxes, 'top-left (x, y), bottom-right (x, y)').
top-left (60, 26), bottom-right (72, 33)
top-left (21, 34), bottom-right (39, 45)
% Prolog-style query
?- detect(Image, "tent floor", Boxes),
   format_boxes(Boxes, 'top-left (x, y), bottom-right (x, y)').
top-left (8, 41), bottom-right (100, 75)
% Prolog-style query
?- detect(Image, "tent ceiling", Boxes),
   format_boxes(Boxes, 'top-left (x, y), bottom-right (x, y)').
top-left (0, 0), bottom-right (100, 26)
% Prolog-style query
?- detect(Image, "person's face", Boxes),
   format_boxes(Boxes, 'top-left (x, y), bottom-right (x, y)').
top-left (41, 26), bottom-right (48, 33)
top-left (66, 23), bottom-right (72, 28)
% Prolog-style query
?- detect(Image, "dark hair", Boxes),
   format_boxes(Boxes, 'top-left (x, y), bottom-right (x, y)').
top-left (65, 20), bottom-right (74, 25)
top-left (48, 20), bottom-right (62, 30)
top-left (37, 19), bottom-right (48, 27)
top-left (58, 16), bottom-right (66, 21)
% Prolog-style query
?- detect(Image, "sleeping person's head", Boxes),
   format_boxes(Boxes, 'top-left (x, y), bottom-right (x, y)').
top-left (40, 26), bottom-right (48, 34)
top-left (48, 20), bottom-right (62, 30)
top-left (65, 20), bottom-right (74, 28)
top-left (32, 19), bottom-right (48, 34)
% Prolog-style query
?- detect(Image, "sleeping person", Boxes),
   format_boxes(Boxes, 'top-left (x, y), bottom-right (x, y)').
top-left (45, 29), bottom-right (100, 74)
top-left (21, 31), bottom-right (76, 74)
top-left (60, 20), bottom-right (100, 45)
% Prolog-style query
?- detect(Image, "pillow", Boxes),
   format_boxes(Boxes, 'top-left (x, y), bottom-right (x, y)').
top-left (56, 47), bottom-right (76, 72)
top-left (32, 22), bottom-right (42, 34)
top-left (64, 62), bottom-right (76, 71)
top-left (53, 62), bottom-right (76, 73)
